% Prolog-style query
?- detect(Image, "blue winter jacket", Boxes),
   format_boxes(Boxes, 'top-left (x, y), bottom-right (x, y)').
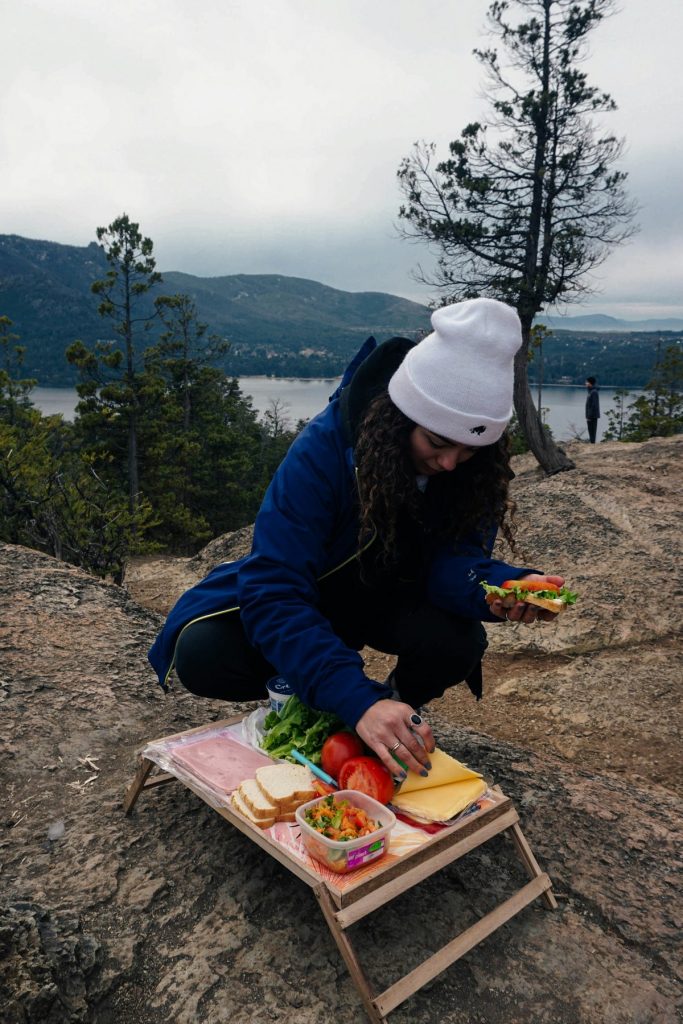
top-left (148, 338), bottom-right (530, 727)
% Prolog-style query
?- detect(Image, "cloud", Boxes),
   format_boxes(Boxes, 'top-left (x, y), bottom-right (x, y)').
top-left (1, 0), bottom-right (682, 318)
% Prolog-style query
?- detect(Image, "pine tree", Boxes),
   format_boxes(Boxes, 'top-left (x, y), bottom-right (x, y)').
top-left (605, 345), bottom-right (683, 441)
top-left (138, 366), bottom-right (269, 551)
top-left (67, 214), bottom-right (162, 518)
top-left (0, 315), bottom-right (36, 427)
top-left (397, 0), bottom-right (636, 474)
top-left (153, 293), bottom-right (229, 430)
top-left (602, 388), bottom-right (632, 441)
top-left (137, 296), bottom-right (261, 551)
top-left (0, 399), bottom-right (151, 581)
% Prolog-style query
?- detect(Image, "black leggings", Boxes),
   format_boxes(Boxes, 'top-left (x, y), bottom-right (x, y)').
top-left (174, 561), bottom-right (487, 709)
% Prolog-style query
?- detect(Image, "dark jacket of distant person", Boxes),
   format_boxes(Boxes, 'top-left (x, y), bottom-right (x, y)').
top-left (585, 381), bottom-right (600, 420)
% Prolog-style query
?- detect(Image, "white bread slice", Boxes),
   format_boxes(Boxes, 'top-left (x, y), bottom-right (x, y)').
top-left (255, 764), bottom-right (316, 810)
top-left (238, 778), bottom-right (278, 820)
top-left (232, 790), bottom-right (275, 829)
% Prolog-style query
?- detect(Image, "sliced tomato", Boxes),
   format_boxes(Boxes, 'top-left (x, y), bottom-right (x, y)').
top-left (501, 579), bottom-right (559, 594)
top-left (321, 731), bottom-right (365, 780)
top-left (338, 756), bottom-right (395, 805)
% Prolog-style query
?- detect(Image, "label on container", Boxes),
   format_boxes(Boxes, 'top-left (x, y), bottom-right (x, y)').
top-left (267, 676), bottom-right (294, 696)
top-left (267, 675), bottom-right (294, 714)
top-left (345, 837), bottom-right (386, 869)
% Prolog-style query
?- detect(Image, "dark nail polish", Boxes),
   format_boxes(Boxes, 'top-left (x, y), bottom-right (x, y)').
top-left (425, 761), bottom-right (432, 771)
top-left (420, 769), bottom-right (429, 778)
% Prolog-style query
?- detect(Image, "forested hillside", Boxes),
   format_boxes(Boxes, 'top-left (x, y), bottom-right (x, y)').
top-left (1, 233), bottom-right (681, 386)
top-left (528, 330), bottom-right (683, 387)
top-left (0, 234), bottom-right (430, 383)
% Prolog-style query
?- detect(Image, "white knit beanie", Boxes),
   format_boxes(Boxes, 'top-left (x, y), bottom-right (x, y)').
top-left (388, 297), bottom-right (522, 446)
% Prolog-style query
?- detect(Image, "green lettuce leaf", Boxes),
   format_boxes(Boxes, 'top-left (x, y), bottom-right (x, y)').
top-left (259, 693), bottom-right (344, 764)
top-left (481, 581), bottom-right (578, 604)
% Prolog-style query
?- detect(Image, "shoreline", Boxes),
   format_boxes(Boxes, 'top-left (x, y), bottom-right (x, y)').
top-left (32, 377), bottom-right (648, 390)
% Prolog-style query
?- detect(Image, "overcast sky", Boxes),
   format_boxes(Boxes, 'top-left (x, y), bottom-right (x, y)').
top-left (2, 0), bottom-right (682, 318)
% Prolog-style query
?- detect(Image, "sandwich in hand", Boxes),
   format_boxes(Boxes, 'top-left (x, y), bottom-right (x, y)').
top-left (482, 579), bottom-right (578, 614)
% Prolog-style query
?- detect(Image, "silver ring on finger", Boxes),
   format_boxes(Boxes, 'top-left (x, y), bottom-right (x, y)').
top-left (410, 713), bottom-right (423, 727)
top-left (389, 740), bottom-right (401, 752)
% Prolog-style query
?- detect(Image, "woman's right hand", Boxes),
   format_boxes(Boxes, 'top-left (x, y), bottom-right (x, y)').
top-left (355, 699), bottom-right (435, 779)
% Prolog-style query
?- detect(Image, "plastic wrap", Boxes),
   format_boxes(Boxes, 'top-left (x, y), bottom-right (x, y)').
top-left (242, 706), bottom-right (269, 751)
top-left (142, 721), bottom-right (273, 813)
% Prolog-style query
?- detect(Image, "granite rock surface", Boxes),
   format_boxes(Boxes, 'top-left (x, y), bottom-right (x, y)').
top-left (2, 436), bottom-right (682, 1023)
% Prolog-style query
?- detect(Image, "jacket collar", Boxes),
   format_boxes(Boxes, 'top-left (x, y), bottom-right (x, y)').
top-left (338, 336), bottom-right (415, 449)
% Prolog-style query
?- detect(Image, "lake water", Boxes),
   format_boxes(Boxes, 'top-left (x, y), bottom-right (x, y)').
top-left (30, 380), bottom-right (641, 443)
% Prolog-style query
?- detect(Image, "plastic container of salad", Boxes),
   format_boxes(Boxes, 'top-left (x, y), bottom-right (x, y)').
top-left (295, 790), bottom-right (396, 874)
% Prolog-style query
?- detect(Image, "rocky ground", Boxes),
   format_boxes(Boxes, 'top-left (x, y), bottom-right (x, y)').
top-left (1, 436), bottom-right (682, 1023)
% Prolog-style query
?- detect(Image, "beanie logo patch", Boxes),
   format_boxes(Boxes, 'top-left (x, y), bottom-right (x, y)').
top-left (470, 425), bottom-right (487, 435)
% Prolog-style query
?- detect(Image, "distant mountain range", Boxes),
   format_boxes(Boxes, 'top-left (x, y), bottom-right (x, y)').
top-left (0, 234), bottom-right (430, 384)
top-left (1, 233), bottom-right (681, 386)
top-left (537, 313), bottom-right (683, 333)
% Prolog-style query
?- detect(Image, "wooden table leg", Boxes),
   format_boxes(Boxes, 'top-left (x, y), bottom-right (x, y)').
top-left (373, 874), bottom-right (552, 1018)
top-left (507, 821), bottom-right (558, 910)
top-left (122, 757), bottom-right (155, 815)
top-left (314, 884), bottom-right (388, 1024)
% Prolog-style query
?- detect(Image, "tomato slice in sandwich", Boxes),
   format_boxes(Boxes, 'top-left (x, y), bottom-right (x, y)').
top-left (502, 579), bottom-right (560, 594)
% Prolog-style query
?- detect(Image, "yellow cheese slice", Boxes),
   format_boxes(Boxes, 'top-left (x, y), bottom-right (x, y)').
top-left (391, 747), bottom-right (487, 822)
top-left (398, 748), bottom-right (483, 794)
top-left (392, 776), bottom-right (487, 822)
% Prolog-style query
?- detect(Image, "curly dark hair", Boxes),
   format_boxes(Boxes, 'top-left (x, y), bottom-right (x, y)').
top-left (355, 392), bottom-right (517, 567)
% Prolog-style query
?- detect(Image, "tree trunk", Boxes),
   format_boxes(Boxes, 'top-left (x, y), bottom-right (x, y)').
top-left (514, 327), bottom-right (574, 474)
top-left (183, 371), bottom-right (191, 432)
top-left (123, 268), bottom-right (139, 518)
top-left (128, 410), bottom-right (139, 515)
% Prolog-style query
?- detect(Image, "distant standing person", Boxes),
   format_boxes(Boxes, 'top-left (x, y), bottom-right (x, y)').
top-left (585, 376), bottom-right (600, 443)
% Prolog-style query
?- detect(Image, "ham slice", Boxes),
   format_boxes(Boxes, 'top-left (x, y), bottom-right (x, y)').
top-left (171, 732), bottom-right (273, 794)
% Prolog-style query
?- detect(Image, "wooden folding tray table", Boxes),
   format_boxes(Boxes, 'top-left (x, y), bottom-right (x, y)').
top-left (123, 716), bottom-right (557, 1024)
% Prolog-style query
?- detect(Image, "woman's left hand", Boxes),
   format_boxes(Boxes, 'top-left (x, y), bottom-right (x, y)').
top-left (355, 699), bottom-right (436, 780)
top-left (489, 573), bottom-right (565, 624)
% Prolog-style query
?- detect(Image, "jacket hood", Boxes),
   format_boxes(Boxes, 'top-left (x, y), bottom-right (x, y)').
top-left (339, 336), bottom-right (415, 446)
